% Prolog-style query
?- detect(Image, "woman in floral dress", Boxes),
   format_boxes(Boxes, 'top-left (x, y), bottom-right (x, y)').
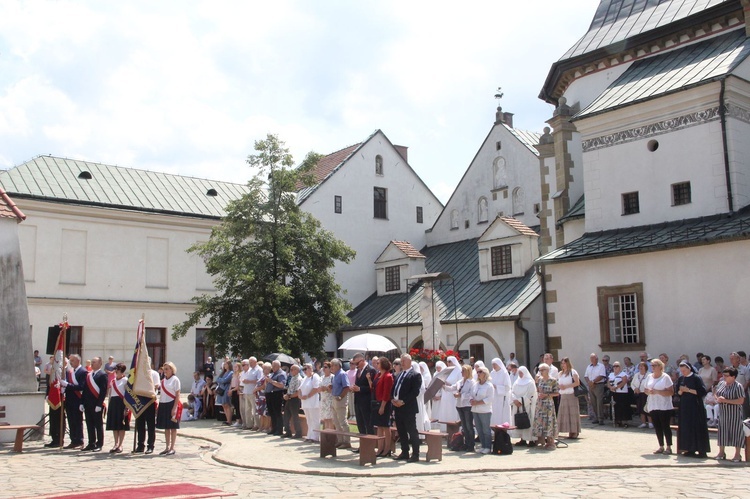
top-left (532, 363), bottom-right (559, 450)
top-left (319, 362), bottom-right (335, 429)
top-left (255, 363), bottom-right (270, 431)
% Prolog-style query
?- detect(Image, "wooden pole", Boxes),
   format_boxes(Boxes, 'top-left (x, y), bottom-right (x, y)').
top-left (59, 313), bottom-right (68, 450)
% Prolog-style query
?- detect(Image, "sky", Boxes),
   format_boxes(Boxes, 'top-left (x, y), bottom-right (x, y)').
top-left (0, 0), bottom-right (601, 204)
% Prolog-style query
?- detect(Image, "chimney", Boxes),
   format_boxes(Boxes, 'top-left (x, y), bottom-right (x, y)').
top-left (494, 106), bottom-right (514, 128)
top-left (394, 145), bottom-right (408, 162)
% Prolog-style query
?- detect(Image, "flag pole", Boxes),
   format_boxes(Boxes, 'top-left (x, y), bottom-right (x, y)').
top-left (132, 313), bottom-right (145, 453)
top-left (59, 313), bottom-right (68, 450)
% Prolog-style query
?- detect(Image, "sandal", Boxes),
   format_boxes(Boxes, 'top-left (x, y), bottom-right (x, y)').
top-left (714, 454), bottom-right (727, 460)
top-left (732, 457), bottom-right (742, 463)
top-left (653, 448), bottom-right (664, 454)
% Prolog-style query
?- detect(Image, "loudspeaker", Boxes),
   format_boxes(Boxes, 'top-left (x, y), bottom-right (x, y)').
top-left (46, 326), bottom-right (71, 355)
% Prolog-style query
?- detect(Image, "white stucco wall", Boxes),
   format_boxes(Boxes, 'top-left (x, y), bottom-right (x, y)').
top-left (427, 124), bottom-right (541, 246)
top-left (301, 131), bottom-right (442, 308)
top-left (545, 240), bottom-right (750, 373)
top-left (726, 114), bottom-right (750, 210)
top-left (561, 63), bottom-right (633, 113)
top-left (16, 200), bottom-right (213, 375)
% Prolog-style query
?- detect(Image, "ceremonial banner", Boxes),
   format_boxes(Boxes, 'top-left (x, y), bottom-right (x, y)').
top-left (123, 319), bottom-right (156, 418)
top-left (45, 323), bottom-right (66, 410)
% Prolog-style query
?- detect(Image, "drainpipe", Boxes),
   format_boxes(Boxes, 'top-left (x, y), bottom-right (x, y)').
top-left (536, 263), bottom-right (549, 354)
top-left (720, 78), bottom-right (734, 213)
top-left (515, 318), bottom-right (531, 368)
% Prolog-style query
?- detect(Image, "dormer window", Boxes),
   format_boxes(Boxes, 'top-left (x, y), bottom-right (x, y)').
top-left (78, 171), bottom-right (92, 180)
top-left (491, 245), bottom-right (513, 276)
top-left (375, 155), bottom-right (383, 175)
top-left (385, 265), bottom-right (400, 292)
top-left (206, 188), bottom-right (218, 196)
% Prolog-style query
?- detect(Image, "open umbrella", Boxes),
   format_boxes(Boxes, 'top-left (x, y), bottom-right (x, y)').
top-left (338, 333), bottom-right (398, 352)
top-left (262, 353), bottom-right (297, 366)
top-left (423, 365), bottom-right (456, 403)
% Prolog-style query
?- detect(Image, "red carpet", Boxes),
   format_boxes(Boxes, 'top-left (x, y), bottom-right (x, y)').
top-left (35, 482), bottom-right (234, 499)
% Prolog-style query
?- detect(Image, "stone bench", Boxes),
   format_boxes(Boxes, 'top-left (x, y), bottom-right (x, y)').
top-left (0, 423), bottom-right (41, 452)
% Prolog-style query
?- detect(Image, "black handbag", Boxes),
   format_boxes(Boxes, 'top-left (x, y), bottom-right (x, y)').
top-left (214, 385), bottom-right (226, 396)
top-left (574, 380), bottom-right (588, 398)
top-left (514, 399), bottom-right (531, 429)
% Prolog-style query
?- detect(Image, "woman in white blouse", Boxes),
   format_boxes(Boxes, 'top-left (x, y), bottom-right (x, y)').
top-left (645, 358), bottom-right (674, 455)
top-left (510, 366), bottom-right (537, 447)
top-left (470, 367), bottom-right (495, 454)
top-left (557, 357), bottom-right (581, 439)
top-left (299, 364), bottom-right (321, 442)
top-left (156, 362), bottom-right (181, 456)
top-left (105, 363), bottom-right (130, 453)
top-left (631, 362), bottom-right (652, 429)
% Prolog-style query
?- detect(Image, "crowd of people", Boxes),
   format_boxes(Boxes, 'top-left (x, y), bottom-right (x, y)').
top-left (40, 347), bottom-right (748, 464)
top-left (44, 354), bottom-right (181, 456)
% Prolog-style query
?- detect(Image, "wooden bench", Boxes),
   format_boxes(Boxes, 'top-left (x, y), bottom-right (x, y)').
top-left (315, 429), bottom-right (381, 466)
top-left (438, 420), bottom-right (461, 443)
top-left (0, 423), bottom-right (41, 452)
top-left (418, 430), bottom-right (448, 462)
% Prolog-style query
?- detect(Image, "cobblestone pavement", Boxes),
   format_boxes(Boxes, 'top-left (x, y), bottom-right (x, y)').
top-left (2, 420), bottom-right (750, 498)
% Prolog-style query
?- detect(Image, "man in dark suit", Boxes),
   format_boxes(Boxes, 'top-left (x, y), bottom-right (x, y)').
top-left (391, 354), bottom-right (422, 462)
top-left (82, 356), bottom-right (108, 451)
top-left (59, 354), bottom-right (87, 449)
top-left (350, 353), bottom-right (377, 437)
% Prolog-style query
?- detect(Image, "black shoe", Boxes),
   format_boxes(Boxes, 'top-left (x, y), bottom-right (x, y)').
top-left (351, 448), bottom-right (359, 454)
top-left (81, 445), bottom-right (96, 451)
top-left (514, 440), bottom-right (527, 447)
top-left (64, 442), bottom-right (83, 450)
top-left (132, 447), bottom-right (145, 454)
top-left (281, 433), bottom-right (291, 438)
top-left (407, 454), bottom-right (419, 462)
top-left (145, 448), bottom-right (154, 455)
top-left (91, 447), bottom-right (102, 452)
top-left (266, 431), bottom-right (275, 435)
top-left (395, 452), bottom-right (410, 460)
top-left (45, 442), bottom-right (60, 448)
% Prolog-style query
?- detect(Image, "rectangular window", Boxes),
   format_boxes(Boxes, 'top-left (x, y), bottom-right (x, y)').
top-left (469, 344), bottom-right (485, 363)
top-left (490, 245), bottom-right (513, 276)
top-left (622, 191), bottom-right (639, 215)
top-left (145, 327), bottom-right (166, 370)
top-left (416, 206), bottom-right (423, 224)
top-left (672, 182), bottom-right (691, 206)
top-left (374, 187), bottom-right (387, 219)
top-left (68, 326), bottom-right (83, 357)
top-left (385, 265), bottom-right (400, 292)
top-left (195, 328), bottom-right (215, 372)
top-left (597, 283), bottom-right (645, 349)
top-left (334, 195), bottom-right (342, 214)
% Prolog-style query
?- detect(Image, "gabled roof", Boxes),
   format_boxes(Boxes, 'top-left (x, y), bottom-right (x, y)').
top-left (561, 0), bottom-right (730, 61)
top-left (540, 0), bottom-right (738, 103)
top-left (391, 241), bottom-right (425, 259)
top-left (0, 187), bottom-right (26, 221)
top-left (575, 27), bottom-right (750, 119)
top-left (343, 238), bottom-right (541, 330)
top-left (0, 155), bottom-right (250, 219)
top-left (537, 205), bottom-right (750, 264)
top-left (498, 216), bottom-right (539, 237)
top-left (503, 124), bottom-right (542, 156)
top-left (295, 143), bottom-right (362, 203)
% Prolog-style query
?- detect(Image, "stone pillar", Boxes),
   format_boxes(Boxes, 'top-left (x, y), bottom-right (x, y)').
top-left (546, 97), bottom-right (578, 250)
top-left (535, 127), bottom-right (555, 255)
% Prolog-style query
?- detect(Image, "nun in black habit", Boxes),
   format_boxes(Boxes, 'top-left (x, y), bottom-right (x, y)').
top-left (676, 360), bottom-right (710, 457)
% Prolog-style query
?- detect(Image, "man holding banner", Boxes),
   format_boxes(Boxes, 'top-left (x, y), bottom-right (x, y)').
top-left (45, 324), bottom-right (67, 448)
top-left (123, 319), bottom-right (158, 454)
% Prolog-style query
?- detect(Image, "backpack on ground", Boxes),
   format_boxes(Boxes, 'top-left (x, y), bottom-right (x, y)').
top-left (491, 428), bottom-right (513, 455)
top-left (448, 430), bottom-right (464, 451)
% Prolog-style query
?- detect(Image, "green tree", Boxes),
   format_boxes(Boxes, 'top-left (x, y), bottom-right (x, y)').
top-left (173, 134), bottom-right (355, 358)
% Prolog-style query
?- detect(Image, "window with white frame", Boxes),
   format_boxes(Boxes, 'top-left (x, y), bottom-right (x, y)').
top-left (490, 245), bottom-right (512, 276)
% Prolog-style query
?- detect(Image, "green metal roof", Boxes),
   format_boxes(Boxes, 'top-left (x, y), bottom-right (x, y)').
top-left (575, 28), bottom-right (750, 119)
top-left (0, 155), bottom-right (250, 218)
top-left (343, 238), bottom-right (541, 331)
top-left (537, 205), bottom-right (750, 264)
top-left (558, 195), bottom-right (585, 226)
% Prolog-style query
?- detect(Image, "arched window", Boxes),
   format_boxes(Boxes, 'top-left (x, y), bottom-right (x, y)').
top-left (493, 157), bottom-right (507, 189)
top-left (478, 197), bottom-right (488, 223)
top-left (450, 209), bottom-right (459, 230)
top-left (512, 187), bottom-right (525, 216)
top-left (375, 155), bottom-right (383, 175)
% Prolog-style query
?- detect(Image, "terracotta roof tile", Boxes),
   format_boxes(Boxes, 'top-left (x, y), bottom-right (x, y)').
top-left (500, 216), bottom-right (538, 237)
top-left (391, 240), bottom-right (425, 259)
top-left (0, 187), bottom-right (26, 221)
top-left (296, 143), bottom-right (361, 191)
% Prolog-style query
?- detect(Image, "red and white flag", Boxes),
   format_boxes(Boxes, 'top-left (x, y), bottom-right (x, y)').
top-left (46, 323), bottom-right (67, 410)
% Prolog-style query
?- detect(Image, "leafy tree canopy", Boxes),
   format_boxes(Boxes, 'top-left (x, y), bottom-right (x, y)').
top-left (173, 134), bottom-right (355, 359)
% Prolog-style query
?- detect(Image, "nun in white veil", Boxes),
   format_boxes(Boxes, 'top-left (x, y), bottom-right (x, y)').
top-left (490, 358), bottom-right (512, 425)
top-left (473, 360), bottom-right (485, 380)
top-left (431, 361), bottom-right (447, 423)
top-left (419, 361), bottom-right (433, 426)
top-left (510, 366), bottom-right (537, 446)
top-left (411, 363), bottom-right (429, 432)
top-left (434, 356), bottom-right (461, 423)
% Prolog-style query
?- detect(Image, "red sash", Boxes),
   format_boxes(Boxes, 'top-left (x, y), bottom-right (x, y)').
top-left (161, 378), bottom-right (182, 421)
top-left (68, 369), bottom-right (82, 398)
top-left (111, 379), bottom-right (124, 398)
top-left (86, 372), bottom-right (101, 397)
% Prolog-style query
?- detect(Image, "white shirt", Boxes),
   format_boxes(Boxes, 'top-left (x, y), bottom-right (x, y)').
top-left (558, 370), bottom-right (578, 395)
top-left (300, 373), bottom-right (321, 409)
top-left (585, 362), bottom-right (606, 383)
top-left (548, 364), bottom-right (559, 380)
top-left (470, 381), bottom-right (495, 413)
top-left (110, 376), bottom-right (128, 398)
top-left (191, 378), bottom-right (206, 396)
top-left (645, 373), bottom-right (673, 411)
top-left (150, 370), bottom-right (160, 394)
top-left (608, 371), bottom-right (628, 393)
top-left (159, 375), bottom-right (181, 404)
